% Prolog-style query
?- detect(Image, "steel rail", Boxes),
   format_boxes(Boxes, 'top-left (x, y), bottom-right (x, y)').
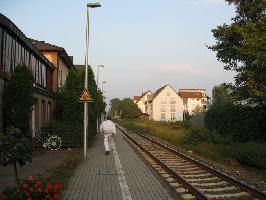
top-left (117, 125), bottom-right (207, 200)
top-left (117, 125), bottom-right (266, 200)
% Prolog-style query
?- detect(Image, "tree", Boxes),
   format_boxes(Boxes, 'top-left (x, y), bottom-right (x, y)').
top-left (58, 67), bottom-right (104, 144)
top-left (212, 84), bottom-right (233, 105)
top-left (208, 0), bottom-right (266, 106)
top-left (108, 98), bottom-right (121, 117)
top-left (119, 98), bottom-right (142, 119)
top-left (109, 98), bottom-right (142, 119)
top-left (3, 64), bottom-right (34, 135)
top-left (0, 126), bottom-right (33, 185)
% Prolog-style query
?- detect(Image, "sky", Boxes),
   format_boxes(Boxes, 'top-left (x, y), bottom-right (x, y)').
top-left (0, 0), bottom-right (236, 105)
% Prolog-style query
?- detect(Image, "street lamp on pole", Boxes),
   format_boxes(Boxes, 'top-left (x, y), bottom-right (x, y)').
top-left (84, 1), bottom-right (101, 160)
top-left (96, 65), bottom-right (104, 90)
top-left (101, 81), bottom-right (107, 92)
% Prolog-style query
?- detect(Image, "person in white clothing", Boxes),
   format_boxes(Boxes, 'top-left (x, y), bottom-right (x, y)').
top-left (100, 116), bottom-right (116, 155)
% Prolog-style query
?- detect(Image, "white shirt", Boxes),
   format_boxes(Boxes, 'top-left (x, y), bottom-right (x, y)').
top-left (100, 120), bottom-right (116, 135)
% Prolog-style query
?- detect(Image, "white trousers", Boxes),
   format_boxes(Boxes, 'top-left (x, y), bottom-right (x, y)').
top-left (104, 133), bottom-right (113, 152)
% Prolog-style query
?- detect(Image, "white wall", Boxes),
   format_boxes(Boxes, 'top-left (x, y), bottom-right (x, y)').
top-left (152, 85), bottom-right (183, 121)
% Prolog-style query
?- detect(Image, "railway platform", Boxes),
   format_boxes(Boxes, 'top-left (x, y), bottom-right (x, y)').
top-left (63, 127), bottom-right (176, 200)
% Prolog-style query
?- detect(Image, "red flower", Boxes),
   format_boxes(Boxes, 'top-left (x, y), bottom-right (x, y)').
top-left (38, 188), bottom-right (43, 193)
top-left (26, 192), bottom-right (32, 200)
top-left (35, 180), bottom-right (42, 188)
top-left (53, 183), bottom-right (61, 192)
top-left (53, 193), bottom-right (60, 200)
top-left (43, 188), bottom-right (49, 194)
top-left (22, 182), bottom-right (29, 189)
top-left (28, 175), bottom-right (34, 181)
top-left (46, 182), bottom-right (52, 190)
top-left (26, 196), bottom-right (32, 200)
top-left (56, 180), bottom-right (62, 185)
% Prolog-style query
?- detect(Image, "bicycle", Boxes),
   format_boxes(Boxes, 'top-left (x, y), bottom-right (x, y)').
top-left (34, 130), bottom-right (62, 151)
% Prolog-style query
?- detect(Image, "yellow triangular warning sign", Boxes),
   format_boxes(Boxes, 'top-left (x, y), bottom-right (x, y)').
top-left (78, 89), bottom-right (93, 102)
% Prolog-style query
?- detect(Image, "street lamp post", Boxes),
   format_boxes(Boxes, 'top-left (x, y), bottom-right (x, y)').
top-left (96, 65), bottom-right (104, 90)
top-left (84, 2), bottom-right (101, 160)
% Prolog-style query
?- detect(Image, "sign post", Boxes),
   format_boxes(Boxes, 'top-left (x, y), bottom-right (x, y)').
top-left (78, 88), bottom-right (93, 160)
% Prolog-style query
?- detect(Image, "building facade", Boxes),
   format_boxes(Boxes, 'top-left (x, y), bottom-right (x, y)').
top-left (133, 90), bottom-right (152, 114)
top-left (0, 13), bottom-right (55, 135)
top-left (30, 39), bottom-right (74, 91)
top-left (149, 85), bottom-right (183, 121)
top-left (134, 85), bottom-right (210, 122)
top-left (178, 89), bottom-right (210, 115)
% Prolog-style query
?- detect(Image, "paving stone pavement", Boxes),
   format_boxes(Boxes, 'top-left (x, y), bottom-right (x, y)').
top-left (63, 128), bottom-right (176, 200)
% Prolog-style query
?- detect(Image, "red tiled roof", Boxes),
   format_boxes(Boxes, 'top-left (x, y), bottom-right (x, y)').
top-left (133, 96), bottom-right (142, 102)
top-left (178, 91), bottom-right (204, 98)
top-left (179, 89), bottom-right (206, 91)
top-left (30, 39), bottom-right (74, 69)
top-left (133, 90), bottom-right (152, 103)
top-left (30, 39), bottom-right (63, 51)
top-left (152, 85), bottom-right (168, 100)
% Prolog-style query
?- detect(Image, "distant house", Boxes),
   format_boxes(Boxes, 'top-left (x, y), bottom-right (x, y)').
top-left (133, 85), bottom-right (211, 122)
top-left (147, 85), bottom-right (183, 121)
top-left (133, 90), bottom-right (153, 114)
top-left (178, 89), bottom-right (210, 115)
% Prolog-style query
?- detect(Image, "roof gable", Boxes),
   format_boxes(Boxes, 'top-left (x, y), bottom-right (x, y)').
top-left (134, 90), bottom-right (153, 103)
top-left (151, 84), bottom-right (180, 102)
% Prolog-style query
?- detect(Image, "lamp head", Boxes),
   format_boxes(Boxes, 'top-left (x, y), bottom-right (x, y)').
top-left (87, 2), bottom-right (101, 8)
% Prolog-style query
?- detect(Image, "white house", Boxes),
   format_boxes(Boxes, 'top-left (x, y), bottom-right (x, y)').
top-left (147, 85), bottom-right (183, 121)
top-left (178, 89), bottom-right (210, 115)
top-left (133, 90), bottom-right (153, 114)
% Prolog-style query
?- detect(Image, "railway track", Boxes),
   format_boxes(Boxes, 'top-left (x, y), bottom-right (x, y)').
top-left (117, 125), bottom-right (266, 200)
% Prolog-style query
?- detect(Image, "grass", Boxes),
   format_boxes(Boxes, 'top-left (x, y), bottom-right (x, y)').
top-left (118, 119), bottom-right (266, 181)
top-left (118, 119), bottom-right (186, 145)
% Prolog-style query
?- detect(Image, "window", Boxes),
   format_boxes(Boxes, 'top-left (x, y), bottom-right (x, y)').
top-left (38, 61), bottom-right (41, 85)
top-left (41, 63), bottom-right (46, 87)
top-left (41, 100), bottom-right (46, 122)
top-left (161, 104), bottom-right (166, 112)
top-left (15, 41), bottom-right (21, 65)
top-left (47, 69), bottom-right (52, 90)
top-left (161, 113), bottom-right (166, 120)
top-left (170, 105), bottom-right (176, 112)
top-left (170, 97), bottom-right (176, 104)
top-left (0, 28), bottom-right (2, 67)
top-left (47, 102), bottom-right (51, 121)
top-left (161, 96), bottom-right (167, 104)
top-left (11, 37), bottom-right (16, 70)
top-left (171, 113), bottom-right (176, 121)
top-left (24, 50), bottom-right (29, 67)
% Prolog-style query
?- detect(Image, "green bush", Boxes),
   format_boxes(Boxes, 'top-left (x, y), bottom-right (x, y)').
top-left (182, 125), bottom-right (232, 145)
top-left (232, 142), bottom-right (266, 170)
top-left (169, 121), bottom-right (184, 129)
top-left (3, 64), bottom-right (34, 135)
top-left (0, 126), bottom-right (33, 185)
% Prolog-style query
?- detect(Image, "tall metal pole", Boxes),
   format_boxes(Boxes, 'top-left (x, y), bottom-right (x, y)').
top-left (84, 2), bottom-right (101, 160)
top-left (96, 66), bottom-right (100, 90)
top-left (84, 5), bottom-right (89, 160)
